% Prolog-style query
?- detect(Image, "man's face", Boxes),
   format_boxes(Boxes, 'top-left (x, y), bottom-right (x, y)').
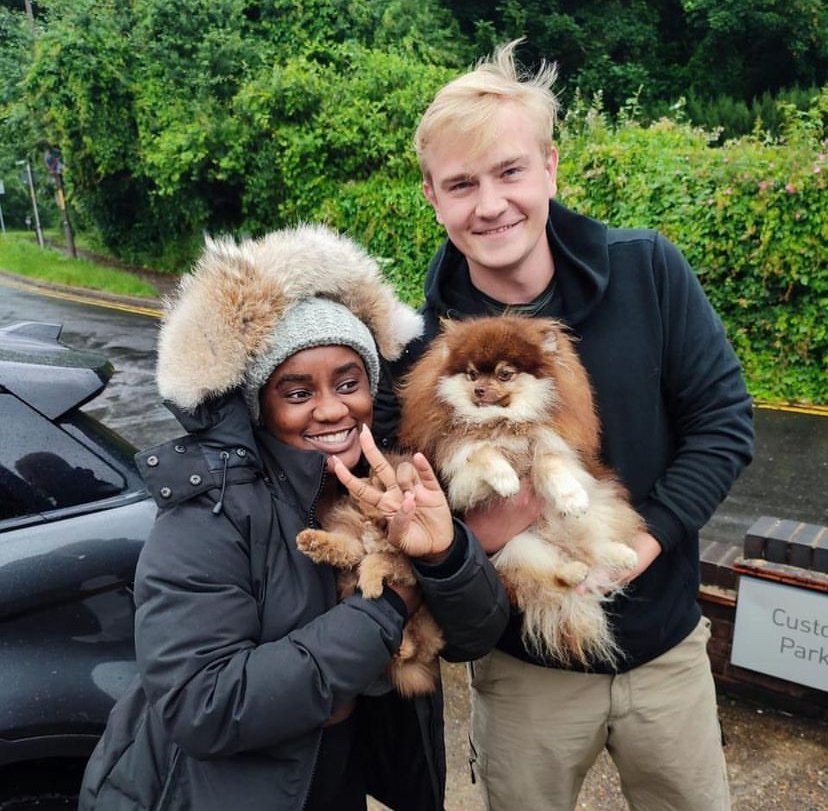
top-left (422, 102), bottom-right (558, 286)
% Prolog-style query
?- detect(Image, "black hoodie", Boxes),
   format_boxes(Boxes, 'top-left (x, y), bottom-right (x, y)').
top-left (375, 200), bottom-right (754, 672)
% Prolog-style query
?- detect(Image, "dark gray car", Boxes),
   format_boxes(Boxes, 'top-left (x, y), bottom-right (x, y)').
top-left (0, 321), bottom-right (156, 809)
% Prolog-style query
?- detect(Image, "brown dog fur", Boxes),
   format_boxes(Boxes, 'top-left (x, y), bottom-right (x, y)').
top-left (296, 458), bottom-right (445, 696)
top-left (398, 315), bottom-right (643, 667)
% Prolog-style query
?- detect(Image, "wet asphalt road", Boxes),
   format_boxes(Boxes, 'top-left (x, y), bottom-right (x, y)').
top-left (3, 277), bottom-right (827, 810)
top-left (703, 405), bottom-right (827, 542)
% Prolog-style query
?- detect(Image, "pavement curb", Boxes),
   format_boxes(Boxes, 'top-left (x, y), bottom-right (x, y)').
top-left (0, 269), bottom-right (164, 318)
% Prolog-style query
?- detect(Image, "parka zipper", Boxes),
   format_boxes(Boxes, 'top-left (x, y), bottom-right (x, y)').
top-left (211, 450), bottom-right (231, 515)
top-left (306, 459), bottom-right (328, 530)
top-left (299, 731), bottom-right (324, 811)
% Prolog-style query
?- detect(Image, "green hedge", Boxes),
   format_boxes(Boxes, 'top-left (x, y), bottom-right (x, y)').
top-left (305, 89), bottom-right (826, 406)
top-left (555, 91), bottom-right (827, 405)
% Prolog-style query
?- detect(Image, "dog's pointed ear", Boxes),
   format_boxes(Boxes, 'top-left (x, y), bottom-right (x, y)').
top-left (437, 341), bottom-right (450, 363)
top-left (438, 316), bottom-right (456, 335)
top-left (429, 333), bottom-right (451, 364)
top-left (434, 318), bottom-right (458, 363)
top-left (540, 322), bottom-right (559, 354)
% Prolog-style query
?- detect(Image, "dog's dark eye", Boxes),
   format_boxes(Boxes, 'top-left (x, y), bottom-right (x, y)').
top-left (465, 369), bottom-right (479, 382)
top-left (497, 369), bottom-right (515, 382)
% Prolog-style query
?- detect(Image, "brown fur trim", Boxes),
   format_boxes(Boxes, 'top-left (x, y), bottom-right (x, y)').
top-left (157, 225), bottom-right (423, 410)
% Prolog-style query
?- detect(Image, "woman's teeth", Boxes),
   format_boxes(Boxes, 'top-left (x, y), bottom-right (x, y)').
top-left (310, 429), bottom-right (351, 445)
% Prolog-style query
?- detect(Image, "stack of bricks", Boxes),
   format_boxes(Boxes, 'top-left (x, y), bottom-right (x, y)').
top-left (742, 515), bottom-right (828, 572)
top-left (698, 515), bottom-right (828, 720)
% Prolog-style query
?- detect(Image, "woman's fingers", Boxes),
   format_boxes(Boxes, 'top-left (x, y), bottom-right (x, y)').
top-left (330, 455), bottom-right (381, 506)
top-left (412, 452), bottom-right (441, 491)
top-left (395, 459), bottom-right (420, 492)
top-left (358, 425), bottom-right (400, 493)
top-left (386, 489), bottom-right (416, 549)
top-left (330, 425), bottom-right (405, 511)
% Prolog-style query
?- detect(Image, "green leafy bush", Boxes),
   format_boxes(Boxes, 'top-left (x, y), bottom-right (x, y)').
top-left (556, 90), bottom-right (827, 404)
top-left (16, 3), bottom-right (826, 404)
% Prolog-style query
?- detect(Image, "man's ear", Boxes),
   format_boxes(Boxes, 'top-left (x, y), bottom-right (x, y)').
top-left (422, 180), bottom-right (443, 224)
top-left (545, 145), bottom-right (559, 199)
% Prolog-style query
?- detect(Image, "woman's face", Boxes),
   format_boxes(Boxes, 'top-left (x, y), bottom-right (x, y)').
top-left (259, 345), bottom-right (373, 471)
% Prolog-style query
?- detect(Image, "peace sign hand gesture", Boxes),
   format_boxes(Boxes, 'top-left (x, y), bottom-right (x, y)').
top-left (329, 425), bottom-right (454, 563)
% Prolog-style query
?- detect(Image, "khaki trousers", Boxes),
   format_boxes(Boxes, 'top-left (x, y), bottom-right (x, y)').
top-left (469, 617), bottom-right (730, 811)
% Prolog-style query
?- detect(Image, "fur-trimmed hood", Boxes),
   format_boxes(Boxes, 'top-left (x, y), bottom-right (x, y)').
top-left (157, 224), bottom-right (423, 412)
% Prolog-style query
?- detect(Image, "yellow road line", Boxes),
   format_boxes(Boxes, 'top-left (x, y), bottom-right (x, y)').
top-left (754, 401), bottom-right (828, 417)
top-left (0, 273), bottom-right (163, 319)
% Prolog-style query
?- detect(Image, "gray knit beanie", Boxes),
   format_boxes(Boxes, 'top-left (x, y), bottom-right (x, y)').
top-left (243, 297), bottom-right (380, 422)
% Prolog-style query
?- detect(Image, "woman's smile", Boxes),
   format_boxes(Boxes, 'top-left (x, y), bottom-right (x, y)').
top-left (304, 425), bottom-right (359, 452)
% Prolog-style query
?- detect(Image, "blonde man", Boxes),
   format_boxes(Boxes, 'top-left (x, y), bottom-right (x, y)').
top-left (374, 40), bottom-right (754, 811)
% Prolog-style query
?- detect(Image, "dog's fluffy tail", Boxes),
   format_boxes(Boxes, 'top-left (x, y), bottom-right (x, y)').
top-left (520, 590), bottom-right (621, 668)
top-left (387, 657), bottom-right (440, 697)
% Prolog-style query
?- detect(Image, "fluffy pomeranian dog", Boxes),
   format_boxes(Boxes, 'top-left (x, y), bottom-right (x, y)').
top-left (397, 315), bottom-right (642, 667)
top-left (296, 458), bottom-right (445, 697)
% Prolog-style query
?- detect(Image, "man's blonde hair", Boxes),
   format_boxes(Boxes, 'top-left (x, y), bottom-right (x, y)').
top-left (414, 39), bottom-right (559, 179)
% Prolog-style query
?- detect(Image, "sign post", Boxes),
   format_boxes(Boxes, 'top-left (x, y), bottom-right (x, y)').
top-left (45, 147), bottom-right (76, 258)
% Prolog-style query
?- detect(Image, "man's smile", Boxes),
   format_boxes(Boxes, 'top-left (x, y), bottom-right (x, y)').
top-left (474, 219), bottom-right (523, 236)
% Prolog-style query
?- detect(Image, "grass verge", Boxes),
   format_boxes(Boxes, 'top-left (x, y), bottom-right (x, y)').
top-left (0, 232), bottom-right (158, 298)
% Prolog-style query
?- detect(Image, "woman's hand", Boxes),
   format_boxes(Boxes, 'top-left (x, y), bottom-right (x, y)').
top-left (329, 425), bottom-right (454, 562)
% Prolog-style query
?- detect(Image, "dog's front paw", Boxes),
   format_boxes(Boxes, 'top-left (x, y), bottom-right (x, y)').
top-left (297, 529), bottom-right (364, 568)
top-left (488, 466), bottom-right (521, 498)
top-left (296, 529), bottom-right (325, 561)
top-left (555, 478), bottom-right (589, 517)
top-left (358, 572), bottom-right (385, 599)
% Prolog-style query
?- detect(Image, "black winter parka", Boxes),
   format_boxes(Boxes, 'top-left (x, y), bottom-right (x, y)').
top-left (79, 393), bottom-right (508, 810)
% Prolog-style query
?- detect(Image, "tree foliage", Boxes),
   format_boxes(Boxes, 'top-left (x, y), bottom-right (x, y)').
top-left (16, 0), bottom-right (466, 265)
top-left (448, 0), bottom-right (827, 119)
top-left (0, 0), bottom-right (825, 402)
top-left (680, 0), bottom-right (828, 99)
top-left (0, 5), bottom-right (47, 226)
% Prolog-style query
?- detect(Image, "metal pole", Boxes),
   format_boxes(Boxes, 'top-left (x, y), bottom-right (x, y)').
top-left (0, 201), bottom-right (6, 234)
top-left (24, 160), bottom-right (44, 248)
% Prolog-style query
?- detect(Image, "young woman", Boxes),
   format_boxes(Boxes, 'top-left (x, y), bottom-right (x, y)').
top-left (79, 225), bottom-right (509, 811)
